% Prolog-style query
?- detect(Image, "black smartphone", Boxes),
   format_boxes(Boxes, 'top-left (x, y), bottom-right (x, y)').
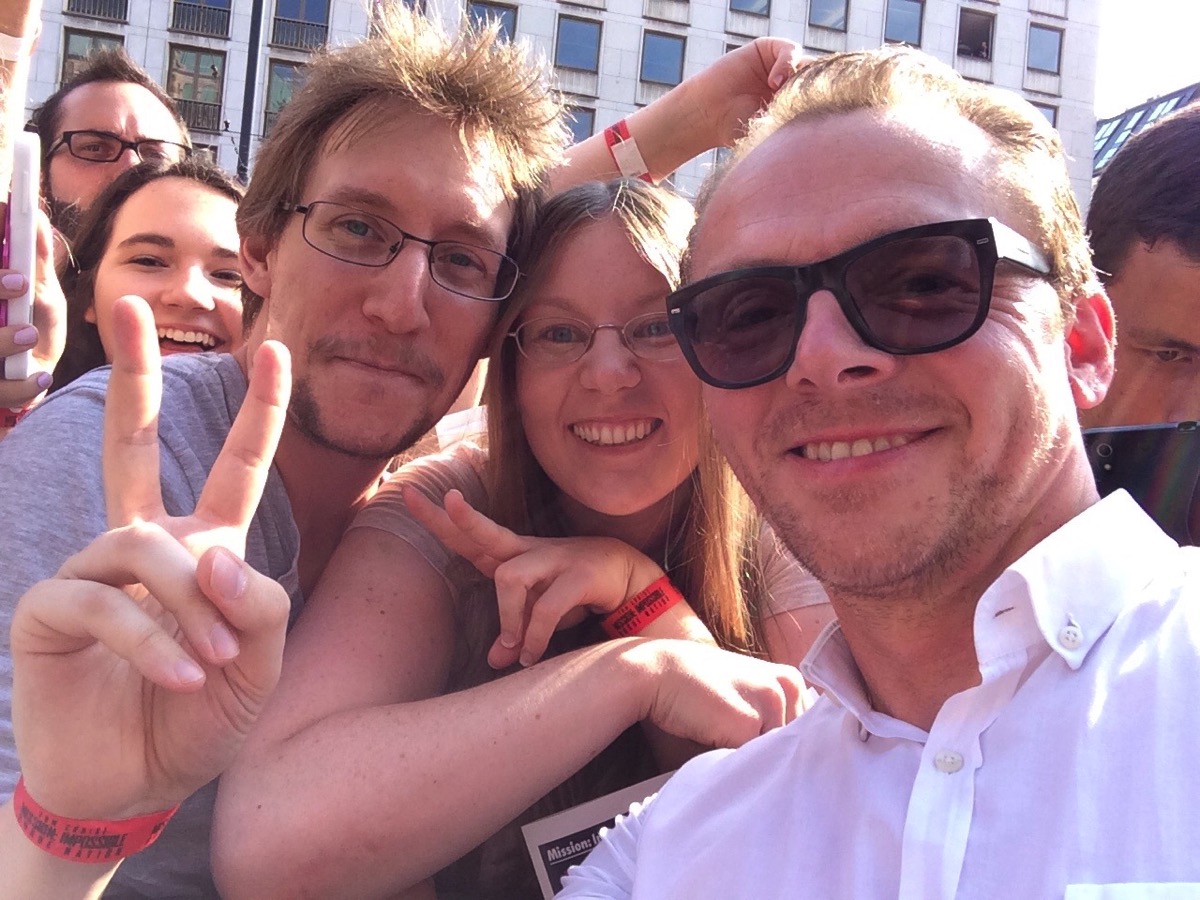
top-left (1082, 421), bottom-right (1200, 546)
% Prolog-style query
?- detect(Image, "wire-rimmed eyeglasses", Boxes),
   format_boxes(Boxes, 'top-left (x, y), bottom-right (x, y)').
top-left (509, 313), bottom-right (682, 365)
top-left (48, 130), bottom-right (192, 165)
top-left (283, 200), bottom-right (519, 302)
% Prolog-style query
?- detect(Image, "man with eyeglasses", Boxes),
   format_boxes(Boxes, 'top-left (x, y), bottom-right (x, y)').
top-left (28, 47), bottom-right (190, 241)
top-left (561, 47), bottom-right (1200, 898)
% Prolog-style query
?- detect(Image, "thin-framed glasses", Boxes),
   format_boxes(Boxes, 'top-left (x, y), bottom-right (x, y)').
top-left (48, 130), bottom-right (191, 164)
top-left (283, 201), bottom-right (519, 302)
top-left (510, 313), bottom-right (681, 365)
top-left (665, 217), bottom-right (1052, 390)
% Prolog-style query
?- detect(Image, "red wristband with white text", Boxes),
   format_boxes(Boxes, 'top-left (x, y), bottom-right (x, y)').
top-left (12, 777), bottom-right (179, 863)
top-left (601, 575), bottom-right (683, 638)
top-left (603, 119), bottom-right (654, 183)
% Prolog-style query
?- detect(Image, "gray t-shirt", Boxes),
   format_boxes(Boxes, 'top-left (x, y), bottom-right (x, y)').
top-left (0, 352), bottom-right (301, 899)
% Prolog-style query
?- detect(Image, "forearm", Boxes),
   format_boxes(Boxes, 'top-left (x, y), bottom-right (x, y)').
top-left (213, 639), bottom-right (659, 900)
top-left (551, 79), bottom-right (714, 194)
top-left (0, 802), bottom-right (117, 900)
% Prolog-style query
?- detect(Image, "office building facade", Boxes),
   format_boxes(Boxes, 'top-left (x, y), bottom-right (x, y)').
top-left (26, 0), bottom-right (1098, 201)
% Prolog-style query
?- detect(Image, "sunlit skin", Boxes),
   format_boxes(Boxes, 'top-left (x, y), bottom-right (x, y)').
top-left (239, 104), bottom-right (510, 461)
top-left (88, 177), bottom-right (243, 358)
top-left (690, 108), bottom-right (1113, 727)
top-left (1082, 240), bottom-right (1200, 427)
top-left (46, 81), bottom-right (186, 217)
top-left (515, 220), bottom-right (703, 551)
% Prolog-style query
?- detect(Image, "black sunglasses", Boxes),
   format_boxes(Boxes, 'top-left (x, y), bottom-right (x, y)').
top-left (666, 217), bottom-right (1052, 390)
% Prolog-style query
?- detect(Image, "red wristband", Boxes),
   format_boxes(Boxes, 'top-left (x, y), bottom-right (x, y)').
top-left (12, 777), bottom-right (179, 863)
top-left (601, 575), bottom-right (683, 638)
top-left (603, 119), bottom-right (654, 183)
top-left (2, 407), bottom-right (28, 429)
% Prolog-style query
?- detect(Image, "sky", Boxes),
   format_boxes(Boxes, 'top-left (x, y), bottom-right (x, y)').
top-left (1094, 0), bottom-right (1200, 117)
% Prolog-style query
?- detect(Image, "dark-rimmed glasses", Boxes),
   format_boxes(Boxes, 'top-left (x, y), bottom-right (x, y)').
top-left (48, 130), bottom-right (191, 165)
top-left (510, 313), bottom-right (680, 365)
top-left (665, 217), bottom-right (1052, 390)
top-left (284, 201), bottom-right (519, 302)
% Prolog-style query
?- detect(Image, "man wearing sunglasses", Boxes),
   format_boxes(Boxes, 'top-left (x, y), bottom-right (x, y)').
top-left (28, 47), bottom-right (190, 241)
top-left (562, 47), bottom-right (1200, 898)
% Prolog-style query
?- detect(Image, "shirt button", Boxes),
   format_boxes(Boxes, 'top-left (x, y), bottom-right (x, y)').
top-left (934, 750), bottom-right (964, 774)
top-left (1058, 624), bottom-right (1084, 650)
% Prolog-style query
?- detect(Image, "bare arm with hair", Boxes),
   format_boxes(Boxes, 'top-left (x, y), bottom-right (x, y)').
top-left (212, 517), bottom-right (807, 900)
top-left (551, 37), bottom-right (803, 193)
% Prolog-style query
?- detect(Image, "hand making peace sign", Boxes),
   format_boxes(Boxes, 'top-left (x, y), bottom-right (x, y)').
top-left (9, 294), bottom-right (291, 826)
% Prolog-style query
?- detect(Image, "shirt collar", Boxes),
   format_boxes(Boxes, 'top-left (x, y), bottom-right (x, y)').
top-left (801, 491), bottom-right (1176, 715)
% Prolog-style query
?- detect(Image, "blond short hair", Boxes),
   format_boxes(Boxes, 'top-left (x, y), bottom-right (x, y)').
top-left (238, 8), bottom-right (569, 327)
top-left (692, 46), bottom-right (1096, 314)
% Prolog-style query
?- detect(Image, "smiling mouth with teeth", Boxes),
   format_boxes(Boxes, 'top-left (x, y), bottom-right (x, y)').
top-left (571, 419), bottom-right (662, 447)
top-left (800, 433), bottom-right (914, 462)
top-left (157, 327), bottom-right (219, 351)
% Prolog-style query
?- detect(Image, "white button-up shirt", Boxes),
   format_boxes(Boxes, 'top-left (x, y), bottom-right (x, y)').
top-left (559, 492), bottom-right (1200, 899)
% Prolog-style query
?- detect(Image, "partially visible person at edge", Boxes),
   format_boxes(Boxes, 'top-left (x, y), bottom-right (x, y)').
top-left (0, 8), bottom-right (807, 898)
top-left (30, 47), bottom-right (190, 243)
top-left (51, 158), bottom-right (244, 391)
top-left (1, 47), bottom-right (190, 427)
top-left (212, 178), bottom-right (828, 899)
top-left (560, 47), bottom-right (1199, 897)
top-left (1081, 102), bottom-right (1200, 428)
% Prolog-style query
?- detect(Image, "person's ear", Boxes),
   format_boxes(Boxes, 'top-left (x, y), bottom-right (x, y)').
top-left (84, 304), bottom-right (96, 325)
top-left (240, 233), bottom-right (275, 300)
top-left (1065, 288), bottom-right (1115, 410)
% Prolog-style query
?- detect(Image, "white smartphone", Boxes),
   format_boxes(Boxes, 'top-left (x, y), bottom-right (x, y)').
top-left (3, 131), bottom-right (40, 380)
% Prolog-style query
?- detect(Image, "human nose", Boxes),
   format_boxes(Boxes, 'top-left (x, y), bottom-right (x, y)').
top-left (578, 326), bottom-right (642, 393)
top-left (359, 240), bottom-right (433, 334)
top-left (783, 291), bottom-right (897, 391)
top-left (162, 265), bottom-right (217, 311)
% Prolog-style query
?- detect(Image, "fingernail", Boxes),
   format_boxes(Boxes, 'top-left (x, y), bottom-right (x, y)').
top-left (519, 651), bottom-right (534, 667)
top-left (35, 372), bottom-right (52, 390)
top-left (209, 622), bottom-right (240, 661)
top-left (175, 658), bottom-right (205, 685)
top-left (1, 273), bottom-right (25, 291)
top-left (12, 326), bottom-right (36, 346)
top-left (211, 547), bottom-right (247, 601)
top-left (500, 633), bottom-right (518, 649)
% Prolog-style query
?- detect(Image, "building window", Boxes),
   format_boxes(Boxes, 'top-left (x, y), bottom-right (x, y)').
top-left (171, 0), bottom-right (231, 38)
top-left (467, 2), bottom-right (517, 41)
top-left (730, 0), bottom-right (769, 17)
top-left (1027, 23), bottom-right (1063, 74)
top-left (65, 0), bottom-right (129, 23)
top-left (884, 0), bottom-right (922, 45)
top-left (641, 32), bottom-right (685, 86)
top-left (191, 142), bottom-right (218, 163)
top-left (808, 0), bottom-right (847, 30)
top-left (1031, 102), bottom-right (1057, 127)
top-left (167, 45), bottom-right (225, 133)
top-left (61, 28), bottom-right (123, 83)
top-left (957, 8), bottom-right (993, 60)
top-left (555, 16), bottom-right (601, 73)
top-left (564, 106), bottom-right (595, 145)
top-left (272, 0), bottom-right (329, 51)
top-left (264, 59), bottom-right (303, 135)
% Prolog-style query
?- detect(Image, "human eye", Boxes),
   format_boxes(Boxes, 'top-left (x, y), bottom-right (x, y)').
top-left (629, 314), bottom-right (677, 352)
top-left (74, 133), bottom-right (117, 159)
top-left (127, 255), bottom-right (168, 269)
top-left (331, 214), bottom-right (385, 242)
top-left (1152, 347), bottom-right (1194, 364)
top-left (534, 321), bottom-right (588, 346)
top-left (717, 286), bottom-right (792, 335)
top-left (137, 141), bottom-right (173, 162)
top-left (212, 268), bottom-right (243, 286)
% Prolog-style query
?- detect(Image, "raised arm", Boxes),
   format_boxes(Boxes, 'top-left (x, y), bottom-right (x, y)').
top-left (550, 37), bottom-right (803, 193)
top-left (212, 511), bottom-right (807, 899)
top-left (0, 297), bottom-right (290, 898)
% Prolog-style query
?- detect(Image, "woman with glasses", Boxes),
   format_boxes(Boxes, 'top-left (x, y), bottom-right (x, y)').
top-left (215, 179), bottom-right (832, 899)
top-left (51, 159), bottom-right (244, 390)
